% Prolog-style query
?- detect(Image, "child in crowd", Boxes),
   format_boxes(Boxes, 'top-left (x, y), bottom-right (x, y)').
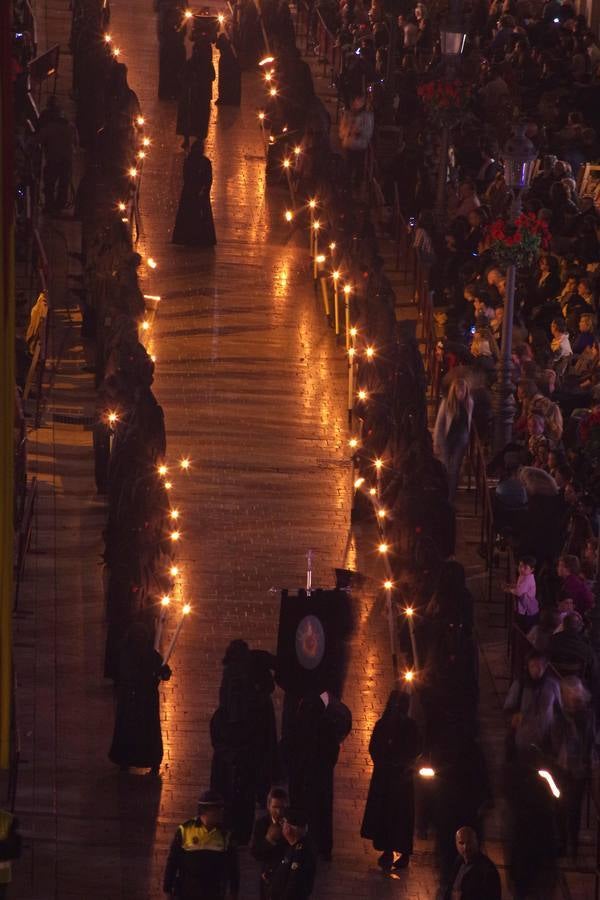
top-left (505, 555), bottom-right (539, 632)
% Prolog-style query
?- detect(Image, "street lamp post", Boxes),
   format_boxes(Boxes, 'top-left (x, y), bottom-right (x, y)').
top-left (492, 127), bottom-right (537, 452)
top-left (435, 28), bottom-right (466, 220)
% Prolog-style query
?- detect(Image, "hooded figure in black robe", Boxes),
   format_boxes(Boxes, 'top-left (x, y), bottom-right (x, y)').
top-left (215, 33), bottom-right (241, 106)
top-left (361, 691), bottom-right (421, 868)
top-left (172, 141), bottom-right (217, 246)
top-left (176, 39), bottom-right (215, 148)
top-left (109, 622), bottom-right (171, 772)
top-left (158, 5), bottom-right (186, 100)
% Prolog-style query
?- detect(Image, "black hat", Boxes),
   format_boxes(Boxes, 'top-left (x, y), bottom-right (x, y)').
top-left (198, 790), bottom-right (224, 809)
top-left (283, 808), bottom-right (309, 828)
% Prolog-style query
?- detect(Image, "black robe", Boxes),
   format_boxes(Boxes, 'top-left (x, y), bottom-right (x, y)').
top-left (216, 35), bottom-right (241, 106)
top-left (172, 151), bottom-right (217, 247)
top-left (360, 712), bottom-right (421, 853)
top-left (176, 50), bottom-right (215, 139)
top-left (109, 647), bottom-right (167, 768)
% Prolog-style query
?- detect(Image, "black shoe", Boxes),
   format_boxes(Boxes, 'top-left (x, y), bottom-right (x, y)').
top-left (377, 852), bottom-right (393, 870)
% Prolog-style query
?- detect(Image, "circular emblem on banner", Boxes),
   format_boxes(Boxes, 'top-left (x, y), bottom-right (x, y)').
top-left (295, 615), bottom-right (326, 670)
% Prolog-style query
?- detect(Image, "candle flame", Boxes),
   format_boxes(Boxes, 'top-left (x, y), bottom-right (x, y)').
top-left (294, 146), bottom-right (301, 155)
top-left (170, 565), bottom-right (179, 577)
top-left (161, 596), bottom-right (171, 607)
top-left (142, 137), bottom-right (151, 146)
top-left (377, 509), bottom-right (386, 518)
top-left (182, 603), bottom-right (192, 615)
top-left (404, 670), bottom-right (415, 682)
top-left (218, 13), bottom-right (225, 24)
top-left (141, 320), bottom-right (150, 331)
top-left (332, 270), bottom-right (340, 280)
top-left (308, 198), bottom-right (317, 209)
top-left (378, 543), bottom-right (389, 554)
top-left (354, 477), bottom-right (365, 489)
top-left (282, 157), bottom-right (290, 168)
top-left (104, 33), bottom-right (112, 43)
top-left (112, 47), bottom-right (121, 57)
top-left (329, 241), bottom-right (336, 250)
top-left (374, 458), bottom-right (383, 469)
top-left (284, 210), bottom-right (293, 222)
top-left (179, 457), bottom-right (190, 470)
top-left (348, 438), bottom-right (359, 448)
top-left (169, 509), bottom-right (180, 520)
top-left (419, 766), bottom-right (436, 778)
top-left (107, 411), bottom-right (118, 424)
top-left (265, 71), bottom-right (272, 82)
top-left (170, 530), bottom-right (181, 542)
top-left (384, 579), bottom-right (393, 590)
top-left (369, 487), bottom-right (377, 496)
top-left (315, 254), bottom-right (326, 264)
top-left (405, 606), bottom-right (414, 617)
top-left (366, 346), bottom-right (375, 358)
top-left (350, 326), bottom-right (358, 337)
top-left (136, 115), bottom-right (145, 126)
top-left (348, 348), bottom-right (355, 358)
top-left (357, 389), bottom-right (367, 400)
top-left (158, 464), bottom-right (168, 476)
top-left (129, 167), bottom-right (138, 177)
top-left (137, 150), bottom-right (146, 159)
top-left (164, 481), bottom-right (173, 490)
top-left (117, 201), bottom-right (126, 212)
top-left (269, 87), bottom-right (277, 97)
top-left (258, 111), bottom-right (265, 121)
top-left (147, 257), bottom-right (157, 269)
top-left (184, 9), bottom-right (193, 18)
top-left (312, 221), bottom-right (320, 231)
top-left (343, 284), bottom-right (352, 295)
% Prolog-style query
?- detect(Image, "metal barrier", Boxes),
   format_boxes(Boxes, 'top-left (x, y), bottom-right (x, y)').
top-left (314, 10), bottom-right (338, 84)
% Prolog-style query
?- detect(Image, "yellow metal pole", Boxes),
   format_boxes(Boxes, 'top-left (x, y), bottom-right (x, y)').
top-left (0, 5), bottom-right (15, 769)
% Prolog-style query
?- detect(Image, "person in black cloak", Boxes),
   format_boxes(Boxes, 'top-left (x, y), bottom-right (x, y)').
top-left (283, 692), bottom-right (352, 860)
top-left (360, 691), bottom-right (421, 871)
top-left (176, 38), bottom-right (215, 149)
top-left (158, 5), bottom-right (187, 100)
top-left (108, 621), bottom-right (171, 774)
top-left (172, 141), bottom-right (217, 246)
top-left (215, 32), bottom-right (241, 106)
top-left (210, 640), bottom-right (279, 844)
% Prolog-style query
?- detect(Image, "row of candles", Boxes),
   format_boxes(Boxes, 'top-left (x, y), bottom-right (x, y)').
top-left (257, 54), bottom-right (419, 688)
top-left (101, 25), bottom-right (193, 665)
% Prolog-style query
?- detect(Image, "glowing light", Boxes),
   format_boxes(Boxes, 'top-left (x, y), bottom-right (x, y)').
top-left (107, 411), bottom-right (118, 425)
top-left (142, 137), bottom-right (151, 147)
top-left (357, 389), bottom-right (367, 401)
top-left (258, 111), bottom-right (265, 121)
top-left (265, 71), bottom-right (273, 82)
top-left (179, 457), bottom-right (191, 471)
top-left (354, 477), bottom-right (365, 489)
top-left (147, 257), bottom-right (157, 269)
top-left (284, 210), bottom-right (293, 223)
top-left (312, 221), bottom-right (320, 231)
top-left (112, 47), bottom-right (121, 57)
top-left (366, 346), bottom-right (375, 359)
top-left (259, 55), bottom-right (275, 66)
top-left (377, 509), bottom-right (387, 519)
top-left (269, 136), bottom-right (275, 144)
top-left (164, 481), bottom-right (173, 490)
top-left (182, 603), bottom-right (192, 615)
top-left (157, 464), bottom-right (168, 476)
top-left (348, 348), bottom-right (355, 358)
top-left (218, 13), bottom-right (225, 24)
top-left (350, 326), bottom-right (358, 338)
top-left (538, 770), bottom-right (561, 798)
top-left (282, 157), bottom-right (290, 168)
top-left (404, 606), bottom-right (414, 617)
top-left (136, 116), bottom-right (145, 126)
top-left (169, 509), bottom-right (180, 520)
top-left (378, 542), bottom-right (389, 554)
top-left (384, 580), bottom-right (393, 590)
top-left (329, 242), bottom-right (336, 251)
top-left (315, 254), bottom-right (326, 264)
top-left (294, 146), bottom-right (301, 156)
top-left (332, 270), bottom-right (341, 281)
top-left (374, 458), bottom-right (383, 470)
top-left (282, 126), bottom-right (288, 133)
top-left (348, 438), bottom-right (359, 449)
top-left (121, 217), bottom-right (128, 223)
top-left (161, 596), bottom-right (171, 607)
top-left (184, 9), bottom-right (193, 19)
top-left (170, 530), bottom-right (181, 542)
top-left (419, 767), bottom-right (436, 778)
top-left (269, 87), bottom-right (277, 97)
top-left (141, 320), bottom-right (150, 331)
top-left (129, 167), bottom-right (138, 178)
top-left (144, 294), bottom-right (161, 302)
top-left (308, 199), bottom-right (317, 209)
top-left (404, 670), bottom-right (415, 682)
top-left (150, 354), bottom-right (156, 363)
top-left (104, 33), bottom-right (112, 43)
top-left (117, 201), bottom-right (126, 212)
top-left (343, 284), bottom-right (352, 295)
top-left (369, 487), bottom-right (377, 496)
top-left (170, 565), bottom-right (179, 577)
top-left (137, 150), bottom-right (146, 160)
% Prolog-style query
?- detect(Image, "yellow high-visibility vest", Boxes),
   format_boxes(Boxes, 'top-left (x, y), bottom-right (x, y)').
top-left (179, 821), bottom-right (230, 853)
top-left (0, 810), bottom-right (14, 884)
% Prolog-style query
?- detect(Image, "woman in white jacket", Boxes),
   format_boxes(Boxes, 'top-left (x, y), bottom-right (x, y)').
top-left (433, 378), bottom-right (473, 501)
top-left (339, 95), bottom-right (374, 189)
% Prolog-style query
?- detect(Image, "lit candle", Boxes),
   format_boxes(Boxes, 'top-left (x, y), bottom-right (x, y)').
top-left (312, 222), bottom-right (320, 278)
top-left (332, 271), bottom-right (340, 334)
top-left (154, 596), bottom-right (170, 650)
top-left (348, 347), bottom-right (355, 419)
top-left (306, 549), bottom-right (313, 595)
top-left (374, 457), bottom-right (383, 498)
top-left (163, 604), bottom-right (191, 664)
top-left (179, 457), bottom-right (190, 471)
top-left (343, 285), bottom-right (352, 349)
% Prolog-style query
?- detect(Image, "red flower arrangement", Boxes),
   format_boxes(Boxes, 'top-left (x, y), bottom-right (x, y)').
top-left (485, 212), bottom-right (551, 267)
top-left (417, 79), bottom-right (470, 125)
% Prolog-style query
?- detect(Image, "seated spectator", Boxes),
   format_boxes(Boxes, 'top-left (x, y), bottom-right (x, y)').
top-left (550, 613), bottom-right (595, 681)
top-left (550, 318), bottom-right (572, 365)
top-left (571, 313), bottom-right (595, 357)
top-left (557, 555), bottom-right (595, 615)
top-left (527, 413), bottom-right (552, 464)
top-left (516, 379), bottom-right (563, 443)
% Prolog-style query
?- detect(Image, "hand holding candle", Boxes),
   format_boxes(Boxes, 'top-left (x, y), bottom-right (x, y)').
top-left (155, 595), bottom-right (171, 650)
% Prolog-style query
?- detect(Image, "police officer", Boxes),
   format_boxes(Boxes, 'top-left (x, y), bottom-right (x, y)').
top-left (163, 791), bottom-right (239, 900)
top-left (269, 809), bottom-right (317, 900)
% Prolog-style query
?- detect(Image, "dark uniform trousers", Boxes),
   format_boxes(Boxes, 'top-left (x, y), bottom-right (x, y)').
top-left (269, 838), bottom-right (317, 900)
